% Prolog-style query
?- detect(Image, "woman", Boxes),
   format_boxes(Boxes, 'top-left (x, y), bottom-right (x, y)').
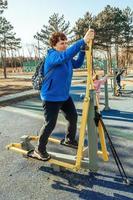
top-left (34, 29), bottom-right (95, 161)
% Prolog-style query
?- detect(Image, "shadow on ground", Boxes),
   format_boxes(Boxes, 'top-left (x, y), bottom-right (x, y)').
top-left (101, 109), bottom-right (133, 123)
top-left (39, 166), bottom-right (133, 200)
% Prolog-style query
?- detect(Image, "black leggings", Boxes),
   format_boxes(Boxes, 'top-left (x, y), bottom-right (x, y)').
top-left (117, 82), bottom-right (122, 94)
top-left (38, 96), bottom-right (77, 152)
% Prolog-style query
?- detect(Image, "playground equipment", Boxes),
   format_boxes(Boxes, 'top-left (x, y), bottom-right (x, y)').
top-left (23, 60), bottom-right (39, 72)
top-left (6, 38), bottom-right (109, 172)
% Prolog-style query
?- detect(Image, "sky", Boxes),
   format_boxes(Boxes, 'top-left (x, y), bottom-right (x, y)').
top-left (3, 0), bottom-right (133, 45)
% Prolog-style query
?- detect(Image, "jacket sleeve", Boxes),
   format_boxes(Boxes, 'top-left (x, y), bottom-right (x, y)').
top-left (71, 51), bottom-right (85, 69)
top-left (48, 39), bottom-right (85, 66)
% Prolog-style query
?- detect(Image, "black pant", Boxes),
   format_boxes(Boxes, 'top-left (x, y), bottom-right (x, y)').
top-left (117, 81), bottom-right (122, 94)
top-left (38, 96), bottom-right (78, 153)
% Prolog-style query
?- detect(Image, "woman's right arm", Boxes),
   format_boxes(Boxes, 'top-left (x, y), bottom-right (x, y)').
top-left (48, 39), bottom-right (85, 66)
top-left (48, 29), bottom-right (95, 66)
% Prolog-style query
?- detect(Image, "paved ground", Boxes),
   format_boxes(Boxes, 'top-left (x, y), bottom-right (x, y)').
top-left (0, 79), bottom-right (133, 200)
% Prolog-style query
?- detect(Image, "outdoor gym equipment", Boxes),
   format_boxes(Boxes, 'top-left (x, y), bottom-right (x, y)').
top-left (112, 68), bottom-right (132, 97)
top-left (114, 82), bottom-right (133, 97)
top-left (6, 38), bottom-right (109, 172)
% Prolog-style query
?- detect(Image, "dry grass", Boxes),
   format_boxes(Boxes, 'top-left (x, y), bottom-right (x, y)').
top-left (0, 67), bottom-right (132, 97)
top-left (0, 77), bottom-right (32, 97)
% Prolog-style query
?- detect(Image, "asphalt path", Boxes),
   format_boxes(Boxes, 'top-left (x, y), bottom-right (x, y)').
top-left (0, 83), bottom-right (133, 200)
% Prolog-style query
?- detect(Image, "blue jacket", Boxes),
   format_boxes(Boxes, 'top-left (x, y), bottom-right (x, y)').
top-left (40, 39), bottom-right (85, 101)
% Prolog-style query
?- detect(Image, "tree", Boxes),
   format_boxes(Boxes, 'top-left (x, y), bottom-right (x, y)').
top-left (73, 12), bottom-right (93, 39)
top-left (121, 7), bottom-right (133, 69)
top-left (0, 1), bottom-right (22, 78)
top-left (91, 5), bottom-right (132, 70)
top-left (34, 13), bottom-right (73, 54)
top-left (0, 0), bottom-right (7, 14)
top-left (7, 37), bottom-right (21, 71)
top-left (72, 6), bottom-right (133, 72)
top-left (0, 17), bottom-right (21, 78)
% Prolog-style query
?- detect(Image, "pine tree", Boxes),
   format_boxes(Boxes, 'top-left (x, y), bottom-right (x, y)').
top-left (34, 13), bottom-right (72, 51)
top-left (0, 0), bottom-right (7, 14)
top-left (0, 17), bottom-right (21, 78)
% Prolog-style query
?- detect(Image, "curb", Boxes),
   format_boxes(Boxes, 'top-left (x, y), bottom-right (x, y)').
top-left (0, 80), bottom-right (86, 106)
top-left (0, 90), bottom-right (39, 106)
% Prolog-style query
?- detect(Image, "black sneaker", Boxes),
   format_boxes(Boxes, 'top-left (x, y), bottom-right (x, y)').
top-left (60, 138), bottom-right (78, 149)
top-left (33, 149), bottom-right (51, 161)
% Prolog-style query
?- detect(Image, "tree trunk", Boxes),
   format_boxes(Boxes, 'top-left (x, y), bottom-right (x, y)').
top-left (2, 50), bottom-right (7, 79)
top-left (11, 49), bottom-right (14, 72)
top-left (125, 45), bottom-right (129, 74)
top-left (3, 62), bottom-right (7, 78)
top-left (106, 45), bottom-right (112, 74)
top-left (115, 44), bottom-right (119, 68)
top-left (3, 35), bottom-right (7, 78)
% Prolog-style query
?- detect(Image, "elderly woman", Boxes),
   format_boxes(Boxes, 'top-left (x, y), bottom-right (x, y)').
top-left (34, 29), bottom-right (95, 161)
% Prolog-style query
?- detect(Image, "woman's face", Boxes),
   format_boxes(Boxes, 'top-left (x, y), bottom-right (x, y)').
top-left (54, 39), bottom-right (68, 51)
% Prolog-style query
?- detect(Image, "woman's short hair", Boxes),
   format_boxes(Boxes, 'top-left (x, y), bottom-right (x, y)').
top-left (49, 32), bottom-right (67, 47)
